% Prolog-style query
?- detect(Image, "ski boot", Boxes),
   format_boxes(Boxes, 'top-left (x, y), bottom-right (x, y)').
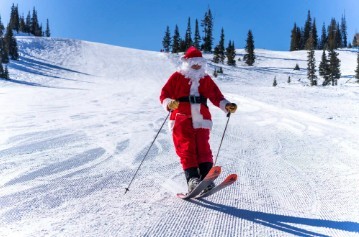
top-left (185, 167), bottom-right (201, 193)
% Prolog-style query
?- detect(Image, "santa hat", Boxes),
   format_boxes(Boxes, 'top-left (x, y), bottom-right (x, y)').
top-left (181, 46), bottom-right (206, 66)
top-left (183, 46), bottom-right (202, 59)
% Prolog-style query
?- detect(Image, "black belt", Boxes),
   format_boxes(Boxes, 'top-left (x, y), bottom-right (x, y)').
top-left (177, 95), bottom-right (207, 105)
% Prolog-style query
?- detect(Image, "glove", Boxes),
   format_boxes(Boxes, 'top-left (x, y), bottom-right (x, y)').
top-left (225, 103), bottom-right (237, 113)
top-left (167, 100), bottom-right (179, 110)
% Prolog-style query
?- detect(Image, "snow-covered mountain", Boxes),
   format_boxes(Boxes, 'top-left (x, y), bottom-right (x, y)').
top-left (1, 37), bottom-right (359, 237)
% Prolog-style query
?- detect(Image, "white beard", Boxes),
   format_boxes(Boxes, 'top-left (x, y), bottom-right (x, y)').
top-left (179, 57), bottom-right (207, 83)
top-left (180, 66), bottom-right (206, 81)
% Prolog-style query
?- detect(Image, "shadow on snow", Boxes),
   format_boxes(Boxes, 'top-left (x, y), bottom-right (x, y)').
top-left (191, 199), bottom-right (359, 237)
top-left (15, 55), bottom-right (91, 76)
top-left (4, 148), bottom-right (105, 186)
top-left (0, 78), bottom-right (87, 90)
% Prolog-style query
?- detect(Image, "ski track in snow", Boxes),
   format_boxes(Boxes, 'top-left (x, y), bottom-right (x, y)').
top-left (0, 37), bottom-right (359, 236)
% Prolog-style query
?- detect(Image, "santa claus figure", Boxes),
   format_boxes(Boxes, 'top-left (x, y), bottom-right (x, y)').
top-left (160, 46), bottom-right (237, 193)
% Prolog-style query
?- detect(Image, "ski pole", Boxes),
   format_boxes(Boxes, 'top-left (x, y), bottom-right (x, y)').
top-left (214, 112), bottom-right (231, 166)
top-left (124, 111), bottom-right (170, 194)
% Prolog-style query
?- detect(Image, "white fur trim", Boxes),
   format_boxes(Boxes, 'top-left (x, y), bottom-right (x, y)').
top-left (192, 119), bottom-right (213, 129)
top-left (190, 103), bottom-right (204, 128)
top-left (220, 99), bottom-right (230, 113)
top-left (168, 120), bottom-right (175, 131)
top-left (168, 117), bottom-right (212, 132)
top-left (186, 57), bottom-right (206, 66)
top-left (162, 98), bottom-right (172, 111)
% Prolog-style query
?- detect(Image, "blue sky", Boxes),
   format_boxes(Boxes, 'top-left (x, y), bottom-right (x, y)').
top-left (0, 0), bottom-right (358, 52)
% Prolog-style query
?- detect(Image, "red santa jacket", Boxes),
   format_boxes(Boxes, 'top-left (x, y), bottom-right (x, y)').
top-left (160, 71), bottom-right (229, 130)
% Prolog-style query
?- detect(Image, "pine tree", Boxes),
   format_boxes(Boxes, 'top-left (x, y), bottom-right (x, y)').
top-left (0, 39), bottom-right (3, 63)
top-left (39, 23), bottom-right (44, 37)
top-left (212, 45), bottom-right (220, 63)
top-left (290, 23), bottom-right (298, 51)
top-left (297, 27), bottom-right (303, 50)
top-left (244, 30), bottom-right (255, 66)
top-left (172, 25), bottom-right (181, 53)
top-left (0, 63), bottom-right (4, 78)
top-left (303, 10), bottom-right (312, 49)
top-left (355, 52), bottom-right (359, 82)
top-left (201, 8), bottom-right (214, 52)
top-left (9, 4), bottom-right (20, 32)
top-left (179, 38), bottom-right (186, 52)
top-left (162, 26), bottom-right (171, 52)
top-left (327, 49), bottom-right (341, 86)
top-left (45, 19), bottom-right (51, 37)
top-left (219, 28), bottom-right (225, 63)
top-left (226, 41), bottom-right (236, 66)
top-left (319, 50), bottom-right (330, 82)
top-left (19, 14), bottom-right (26, 32)
top-left (336, 23), bottom-right (342, 48)
top-left (4, 65), bottom-right (9, 79)
top-left (319, 23), bottom-right (327, 50)
top-left (0, 38), bottom-right (9, 63)
top-left (341, 14), bottom-right (348, 48)
top-left (184, 18), bottom-right (192, 50)
top-left (287, 76), bottom-right (291, 83)
top-left (312, 19), bottom-right (318, 49)
top-left (327, 18), bottom-right (337, 50)
top-left (25, 11), bottom-right (31, 34)
top-left (273, 76), bottom-right (277, 87)
top-left (213, 68), bottom-right (218, 78)
top-left (4, 23), bottom-right (19, 60)
top-left (193, 19), bottom-right (201, 49)
top-left (294, 63), bottom-right (300, 70)
top-left (306, 34), bottom-right (317, 86)
top-left (353, 35), bottom-right (358, 48)
top-left (31, 7), bottom-right (41, 36)
top-left (290, 23), bottom-right (303, 51)
top-left (0, 15), bottom-right (4, 37)
top-left (213, 28), bottom-right (225, 63)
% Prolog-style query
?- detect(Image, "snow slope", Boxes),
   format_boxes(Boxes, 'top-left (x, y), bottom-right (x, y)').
top-left (0, 37), bottom-right (359, 237)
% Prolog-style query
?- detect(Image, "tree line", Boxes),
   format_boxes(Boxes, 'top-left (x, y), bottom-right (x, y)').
top-left (162, 9), bottom-right (214, 54)
top-left (304, 31), bottom-right (342, 87)
top-left (162, 8), bottom-right (256, 68)
top-left (279, 47), bottom-right (358, 87)
top-left (291, 11), bottom-right (359, 86)
top-left (0, 3), bottom-right (51, 80)
top-left (8, 4), bottom-right (51, 37)
top-left (290, 11), bottom-right (353, 51)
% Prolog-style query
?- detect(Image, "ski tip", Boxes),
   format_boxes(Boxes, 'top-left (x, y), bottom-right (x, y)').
top-left (177, 193), bottom-right (189, 199)
top-left (211, 166), bottom-right (221, 173)
top-left (226, 174), bottom-right (238, 182)
top-left (205, 166), bottom-right (221, 180)
top-left (214, 166), bottom-right (221, 173)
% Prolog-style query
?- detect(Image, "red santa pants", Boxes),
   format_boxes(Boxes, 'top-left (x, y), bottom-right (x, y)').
top-left (172, 114), bottom-right (213, 170)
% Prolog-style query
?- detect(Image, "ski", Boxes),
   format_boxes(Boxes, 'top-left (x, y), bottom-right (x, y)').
top-left (177, 166), bottom-right (221, 199)
top-left (195, 173), bottom-right (237, 198)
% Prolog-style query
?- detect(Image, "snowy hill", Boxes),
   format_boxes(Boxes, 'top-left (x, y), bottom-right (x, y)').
top-left (1, 37), bottom-right (359, 237)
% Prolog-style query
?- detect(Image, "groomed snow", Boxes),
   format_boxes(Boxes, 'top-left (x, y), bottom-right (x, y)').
top-left (0, 36), bottom-right (359, 236)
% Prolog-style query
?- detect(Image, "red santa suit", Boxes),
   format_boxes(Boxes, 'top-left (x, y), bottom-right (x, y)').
top-left (160, 47), bottom-right (230, 170)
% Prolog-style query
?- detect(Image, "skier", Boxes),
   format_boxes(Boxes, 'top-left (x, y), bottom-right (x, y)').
top-left (160, 46), bottom-right (237, 193)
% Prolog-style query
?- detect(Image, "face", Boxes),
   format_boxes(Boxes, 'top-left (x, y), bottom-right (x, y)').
top-left (191, 64), bottom-right (202, 70)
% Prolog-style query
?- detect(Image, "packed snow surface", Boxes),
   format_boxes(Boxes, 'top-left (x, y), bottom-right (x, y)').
top-left (1, 37), bottom-right (359, 236)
